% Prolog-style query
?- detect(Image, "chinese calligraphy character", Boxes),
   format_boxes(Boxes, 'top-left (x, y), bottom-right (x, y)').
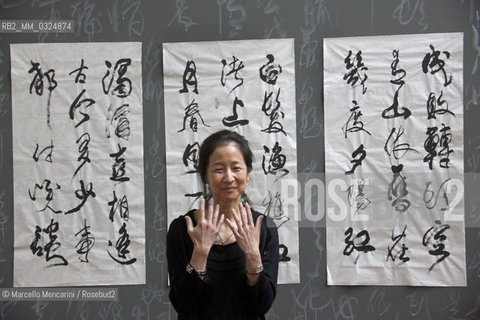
top-left (423, 178), bottom-right (452, 210)
top-left (260, 88), bottom-right (285, 135)
top-left (109, 144), bottom-right (130, 182)
top-left (259, 54), bottom-right (282, 85)
top-left (343, 227), bottom-right (375, 264)
top-left (262, 190), bottom-right (288, 228)
top-left (422, 220), bottom-right (451, 272)
top-left (423, 124), bottom-right (453, 170)
top-left (178, 99), bottom-right (210, 132)
top-left (342, 100), bottom-right (371, 138)
top-left (426, 91), bottom-right (455, 119)
top-left (69, 89), bottom-right (96, 128)
top-left (346, 179), bottom-right (371, 215)
top-left (422, 44), bottom-right (452, 87)
top-left (108, 223), bottom-right (137, 265)
top-left (75, 219), bottom-right (95, 263)
top-left (69, 59), bottom-right (88, 84)
top-left (382, 90), bottom-right (411, 119)
top-left (343, 50), bottom-right (368, 94)
top-left (222, 97), bottom-right (249, 127)
top-left (73, 133), bottom-right (91, 177)
top-left (28, 179), bottom-right (62, 214)
top-left (386, 225), bottom-right (410, 264)
top-left (65, 180), bottom-right (96, 214)
top-left (384, 126), bottom-right (417, 160)
top-left (262, 141), bottom-right (289, 180)
top-left (179, 60), bottom-right (199, 94)
top-left (102, 58), bottom-right (133, 97)
top-left (106, 103), bottom-right (131, 140)
top-left (221, 56), bottom-right (244, 94)
top-left (345, 144), bottom-right (366, 175)
top-left (30, 219), bottom-right (68, 267)
top-left (28, 61), bottom-right (57, 96)
top-left (108, 191), bottom-right (129, 222)
top-left (182, 142), bottom-right (200, 174)
top-left (33, 141), bottom-right (54, 163)
top-left (382, 50), bottom-right (411, 119)
top-left (387, 164), bottom-right (410, 213)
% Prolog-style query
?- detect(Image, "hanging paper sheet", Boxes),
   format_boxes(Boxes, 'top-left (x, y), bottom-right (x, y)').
top-left (163, 38), bottom-right (299, 284)
top-left (11, 42), bottom-right (145, 287)
top-left (324, 33), bottom-right (466, 286)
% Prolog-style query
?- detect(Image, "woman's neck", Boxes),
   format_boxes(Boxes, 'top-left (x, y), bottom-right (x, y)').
top-left (214, 199), bottom-right (241, 221)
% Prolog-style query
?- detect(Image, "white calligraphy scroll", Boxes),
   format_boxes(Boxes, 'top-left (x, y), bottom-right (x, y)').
top-left (163, 39), bottom-right (299, 284)
top-left (11, 43), bottom-right (145, 287)
top-left (324, 33), bottom-right (466, 286)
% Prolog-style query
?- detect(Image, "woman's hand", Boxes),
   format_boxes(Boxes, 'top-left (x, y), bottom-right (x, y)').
top-left (185, 198), bottom-right (224, 255)
top-left (227, 203), bottom-right (264, 285)
top-left (227, 203), bottom-right (264, 260)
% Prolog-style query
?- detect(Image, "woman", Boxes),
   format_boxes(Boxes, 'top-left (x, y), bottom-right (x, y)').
top-left (167, 130), bottom-right (279, 319)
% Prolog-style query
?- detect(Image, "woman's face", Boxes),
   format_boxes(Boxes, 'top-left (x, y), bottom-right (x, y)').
top-left (205, 142), bottom-right (250, 205)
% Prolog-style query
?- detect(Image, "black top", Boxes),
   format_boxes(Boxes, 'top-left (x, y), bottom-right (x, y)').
top-left (167, 209), bottom-right (279, 320)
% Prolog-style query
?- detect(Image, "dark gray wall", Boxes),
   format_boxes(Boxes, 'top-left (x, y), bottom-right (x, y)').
top-left (0, 0), bottom-right (479, 319)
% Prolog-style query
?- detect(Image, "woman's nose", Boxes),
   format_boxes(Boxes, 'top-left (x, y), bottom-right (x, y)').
top-left (224, 169), bottom-right (234, 181)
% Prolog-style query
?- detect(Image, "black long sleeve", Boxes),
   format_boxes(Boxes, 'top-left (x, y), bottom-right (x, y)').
top-left (167, 214), bottom-right (212, 315)
top-left (167, 209), bottom-right (279, 319)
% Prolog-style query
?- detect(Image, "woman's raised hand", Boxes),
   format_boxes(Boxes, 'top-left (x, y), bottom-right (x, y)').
top-left (185, 198), bottom-right (224, 254)
top-left (226, 203), bottom-right (264, 257)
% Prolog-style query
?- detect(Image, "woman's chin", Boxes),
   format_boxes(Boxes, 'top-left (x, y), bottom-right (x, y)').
top-left (216, 193), bottom-right (242, 203)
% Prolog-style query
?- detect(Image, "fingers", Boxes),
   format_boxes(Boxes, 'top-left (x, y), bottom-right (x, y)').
top-left (238, 203), bottom-right (249, 227)
top-left (226, 218), bottom-right (240, 238)
top-left (244, 203), bottom-right (254, 226)
top-left (231, 207), bottom-right (243, 232)
top-left (216, 213), bottom-right (225, 229)
top-left (211, 202), bottom-right (219, 225)
top-left (198, 198), bottom-right (206, 222)
top-left (206, 198), bottom-right (214, 224)
top-left (185, 216), bottom-right (193, 233)
top-left (255, 215), bottom-right (264, 232)
top-left (227, 210), bottom-right (263, 257)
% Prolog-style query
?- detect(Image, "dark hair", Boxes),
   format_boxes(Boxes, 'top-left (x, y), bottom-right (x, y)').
top-left (198, 130), bottom-right (253, 199)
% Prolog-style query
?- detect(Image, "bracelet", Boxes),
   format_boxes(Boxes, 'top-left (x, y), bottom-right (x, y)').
top-left (186, 262), bottom-right (207, 278)
top-left (247, 264), bottom-right (263, 274)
